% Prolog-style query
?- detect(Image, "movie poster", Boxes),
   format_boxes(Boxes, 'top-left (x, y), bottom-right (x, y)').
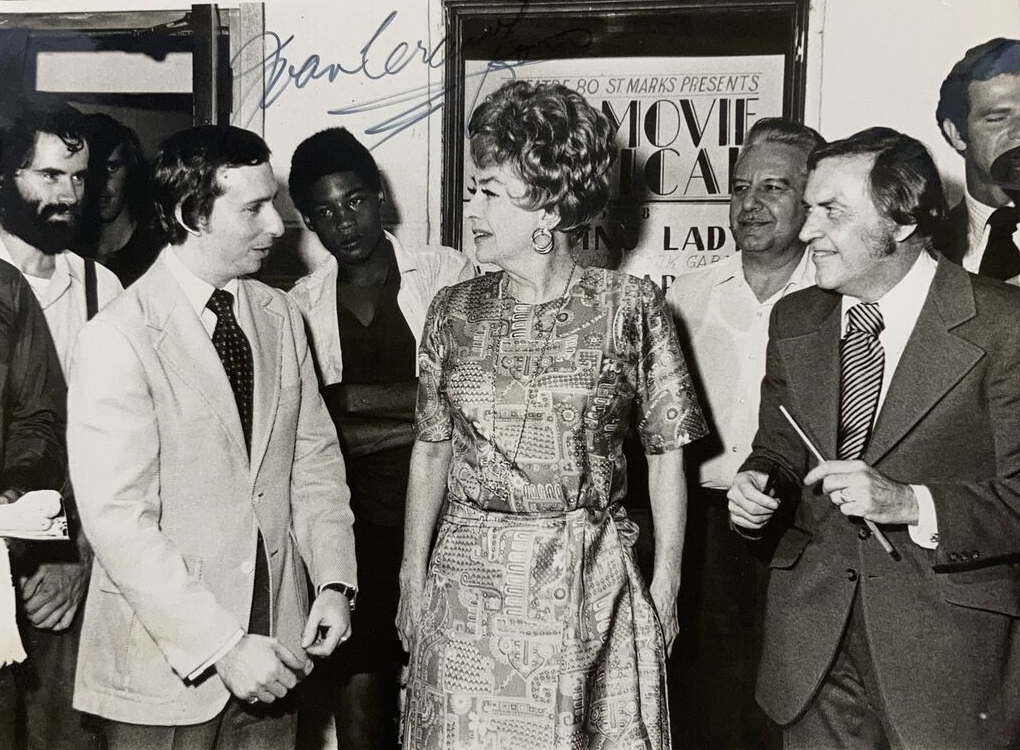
top-left (462, 56), bottom-right (785, 292)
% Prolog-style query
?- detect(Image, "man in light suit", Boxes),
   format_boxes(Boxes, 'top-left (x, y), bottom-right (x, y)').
top-left (67, 125), bottom-right (357, 750)
top-left (728, 128), bottom-right (1020, 749)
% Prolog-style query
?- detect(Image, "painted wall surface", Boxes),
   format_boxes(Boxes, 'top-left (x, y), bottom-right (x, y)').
top-left (807, 0), bottom-right (1020, 203)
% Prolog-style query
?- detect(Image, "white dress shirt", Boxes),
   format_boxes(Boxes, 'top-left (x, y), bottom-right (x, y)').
top-left (840, 251), bottom-right (940, 549)
top-left (0, 241), bottom-right (122, 375)
top-left (668, 250), bottom-right (816, 489)
top-left (961, 190), bottom-right (1020, 277)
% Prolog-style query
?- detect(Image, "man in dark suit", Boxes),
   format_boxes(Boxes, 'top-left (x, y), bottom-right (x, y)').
top-left (937, 38), bottom-right (1020, 278)
top-left (728, 127), bottom-right (1020, 749)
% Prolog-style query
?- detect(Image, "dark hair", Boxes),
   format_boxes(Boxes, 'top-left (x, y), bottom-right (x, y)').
top-left (288, 127), bottom-right (381, 215)
top-left (151, 125), bottom-right (271, 245)
top-left (743, 117), bottom-right (825, 158)
top-left (0, 105), bottom-right (87, 180)
top-left (937, 38), bottom-right (1020, 144)
top-left (468, 80), bottom-right (616, 234)
top-left (85, 113), bottom-right (150, 220)
top-left (808, 127), bottom-right (947, 251)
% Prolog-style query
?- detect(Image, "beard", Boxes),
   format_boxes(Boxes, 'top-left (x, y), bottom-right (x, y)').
top-left (0, 187), bottom-right (79, 256)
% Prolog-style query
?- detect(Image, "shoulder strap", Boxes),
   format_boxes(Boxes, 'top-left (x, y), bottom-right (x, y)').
top-left (84, 258), bottom-right (98, 320)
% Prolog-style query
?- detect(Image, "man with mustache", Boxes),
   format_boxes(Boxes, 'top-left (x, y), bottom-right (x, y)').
top-left (667, 117), bottom-right (823, 750)
top-left (0, 106), bottom-right (120, 750)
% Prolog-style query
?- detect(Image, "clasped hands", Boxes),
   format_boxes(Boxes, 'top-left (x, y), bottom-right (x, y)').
top-left (728, 459), bottom-right (919, 530)
top-left (216, 588), bottom-right (351, 705)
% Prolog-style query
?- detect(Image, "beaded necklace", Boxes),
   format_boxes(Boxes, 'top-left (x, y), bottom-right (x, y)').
top-left (490, 261), bottom-right (578, 468)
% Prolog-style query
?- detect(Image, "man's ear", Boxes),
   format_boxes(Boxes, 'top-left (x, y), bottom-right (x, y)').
top-left (893, 223), bottom-right (917, 243)
top-left (941, 118), bottom-right (967, 154)
top-left (173, 204), bottom-right (202, 238)
top-left (299, 212), bottom-right (315, 232)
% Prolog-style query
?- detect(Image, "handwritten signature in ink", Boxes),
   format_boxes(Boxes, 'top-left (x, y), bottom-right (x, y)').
top-left (231, 3), bottom-right (592, 149)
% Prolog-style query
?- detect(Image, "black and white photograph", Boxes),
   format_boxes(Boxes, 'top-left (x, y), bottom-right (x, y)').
top-left (0, 1), bottom-right (1016, 749)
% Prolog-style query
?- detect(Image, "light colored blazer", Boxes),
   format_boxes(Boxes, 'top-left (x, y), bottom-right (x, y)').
top-left (288, 231), bottom-right (474, 386)
top-left (67, 252), bottom-right (355, 725)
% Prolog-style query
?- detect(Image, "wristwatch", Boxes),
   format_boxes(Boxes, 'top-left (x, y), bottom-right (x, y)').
top-left (321, 582), bottom-right (358, 610)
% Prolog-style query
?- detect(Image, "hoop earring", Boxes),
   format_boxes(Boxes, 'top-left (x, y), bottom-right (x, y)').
top-left (531, 227), bottom-right (554, 254)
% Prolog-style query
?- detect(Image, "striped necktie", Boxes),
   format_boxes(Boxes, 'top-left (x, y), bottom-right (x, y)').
top-left (837, 302), bottom-right (885, 460)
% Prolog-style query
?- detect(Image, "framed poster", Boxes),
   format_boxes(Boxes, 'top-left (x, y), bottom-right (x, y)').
top-left (443, 0), bottom-right (810, 291)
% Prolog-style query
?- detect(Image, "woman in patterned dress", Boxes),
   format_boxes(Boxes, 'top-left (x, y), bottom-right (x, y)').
top-left (397, 80), bottom-right (707, 750)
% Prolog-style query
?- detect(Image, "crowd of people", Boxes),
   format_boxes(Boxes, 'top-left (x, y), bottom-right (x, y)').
top-left (0, 33), bottom-right (1016, 750)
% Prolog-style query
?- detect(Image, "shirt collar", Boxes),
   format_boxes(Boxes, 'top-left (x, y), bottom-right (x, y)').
top-left (719, 248), bottom-right (815, 299)
top-left (163, 245), bottom-right (239, 318)
top-left (841, 251), bottom-right (938, 335)
top-left (302, 229), bottom-right (414, 305)
top-left (965, 187), bottom-right (1016, 242)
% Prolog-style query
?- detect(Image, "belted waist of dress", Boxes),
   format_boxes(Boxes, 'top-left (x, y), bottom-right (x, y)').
top-left (442, 497), bottom-right (640, 643)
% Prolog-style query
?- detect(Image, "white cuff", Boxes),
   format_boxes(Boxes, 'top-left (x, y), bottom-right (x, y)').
top-left (186, 628), bottom-right (244, 682)
top-left (908, 485), bottom-right (939, 549)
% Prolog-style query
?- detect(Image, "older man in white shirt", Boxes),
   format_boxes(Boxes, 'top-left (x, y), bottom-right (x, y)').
top-left (667, 117), bottom-right (823, 750)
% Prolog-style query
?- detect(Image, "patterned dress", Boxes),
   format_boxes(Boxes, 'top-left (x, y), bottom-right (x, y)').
top-left (404, 267), bottom-right (707, 750)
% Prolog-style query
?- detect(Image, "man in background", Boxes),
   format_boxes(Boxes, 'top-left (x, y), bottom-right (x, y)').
top-left (288, 126), bottom-right (472, 750)
top-left (79, 113), bottom-right (159, 286)
top-left (667, 117), bottom-right (822, 750)
top-left (938, 38), bottom-right (1020, 279)
top-left (0, 105), bottom-right (120, 750)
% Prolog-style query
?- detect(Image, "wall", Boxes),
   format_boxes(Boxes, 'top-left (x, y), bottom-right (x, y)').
top-left (807, 0), bottom-right (1020, 202)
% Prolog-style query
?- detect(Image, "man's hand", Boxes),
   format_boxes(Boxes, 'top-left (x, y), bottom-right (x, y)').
top-left (301, 588), bottom-right (351, 658)
top-left (728, 470), bottom-right (780, 530)
top-left (803, 460), bottom-right (919, 525)
top-left (649, 579), bottom-right (679, 657)
top-left (214, 634), bottom-right (312, 704)
top-left (396, 566), bottom-right (425, 654)
top-left (19, 562), bottom-right (90, 630)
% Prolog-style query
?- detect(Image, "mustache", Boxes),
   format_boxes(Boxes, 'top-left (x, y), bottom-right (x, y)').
top-left (38, 203), bottom-right (77, 221)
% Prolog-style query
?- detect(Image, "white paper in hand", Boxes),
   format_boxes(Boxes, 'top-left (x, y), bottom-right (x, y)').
top-left (0, 490), bottom-right (69, 541)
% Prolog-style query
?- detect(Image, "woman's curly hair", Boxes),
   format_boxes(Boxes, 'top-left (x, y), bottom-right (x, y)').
top-left (468, 80), bottom-right (616, 235)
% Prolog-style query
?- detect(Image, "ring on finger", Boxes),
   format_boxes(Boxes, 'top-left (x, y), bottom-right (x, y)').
top-left (832, 489), bottom-right (846, 504)
top-left (248, 697), bottom-right (259, 705)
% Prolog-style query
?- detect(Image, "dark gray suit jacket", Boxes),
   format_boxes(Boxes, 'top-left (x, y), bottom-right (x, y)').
top-left (742, 258), bottom-right (1020, 748)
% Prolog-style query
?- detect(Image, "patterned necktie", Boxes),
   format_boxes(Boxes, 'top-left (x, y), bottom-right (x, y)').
top-left (837, 302), bottom-right (885, 460)
top-left (206, 289), bottom-right (254, 454)
top-left (978, 206), bottom-right (1020, 281)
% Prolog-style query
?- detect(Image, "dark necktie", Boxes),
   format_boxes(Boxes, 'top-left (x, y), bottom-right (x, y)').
top-left (837, 302), bottom-right (885, 461)
top-left (206, 289), bottom-right (269, 635)
top-left (978, 206), bottom-right (1020, 281)
top-left (206, 289), bottom-right (254, 454)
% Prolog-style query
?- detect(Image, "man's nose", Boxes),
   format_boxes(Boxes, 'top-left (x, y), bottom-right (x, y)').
top-left (264, 204), bottom-right (284, 238)
top-left (741, 187), bottom-right (763, 212)
top-left (54, 176), bottom-right (79, 205)
top-left (799, 211), bottom-right (821, 243)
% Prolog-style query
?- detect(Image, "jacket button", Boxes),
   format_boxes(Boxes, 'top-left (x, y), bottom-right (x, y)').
top-left (240, 561), bottom-right (254, 574)
top-left (845, 568), bottom-right (858, 582)
top-left (857, 527), bottom-right (871, 540)
top-left (949, 552), bottom-right (959, 562)
top-left (972, 550), bottom-right (980, 560)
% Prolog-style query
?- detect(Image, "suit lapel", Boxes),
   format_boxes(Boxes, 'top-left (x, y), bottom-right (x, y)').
top-left (147, 259), bottom-right (248, 456)
top-left (778, 294), bottom-right (842, 461)
top-left (241, 280), bottom-right (283, 480)
top-left (865, 260), bottom-right (984, 464)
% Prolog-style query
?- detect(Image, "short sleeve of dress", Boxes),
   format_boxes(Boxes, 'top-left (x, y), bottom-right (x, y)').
top-left (414, 286), bottom-right (453, 442)
top-left (633, 278), bottom-right (708, 454)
